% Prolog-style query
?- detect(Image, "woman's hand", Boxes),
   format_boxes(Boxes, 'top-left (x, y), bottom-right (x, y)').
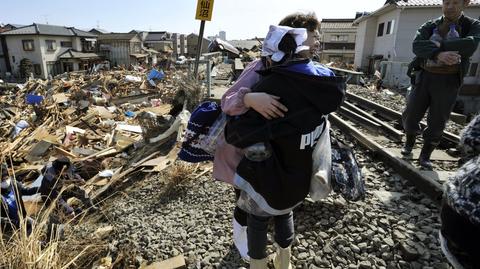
top-left (244, 92), bottom-right (288, 120)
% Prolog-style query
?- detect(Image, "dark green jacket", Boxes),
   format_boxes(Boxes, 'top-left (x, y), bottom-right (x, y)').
top-left (410, 14), bottom-right (480, 77)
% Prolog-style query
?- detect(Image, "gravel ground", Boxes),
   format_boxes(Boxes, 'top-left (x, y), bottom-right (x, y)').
top-left (74, 130), bottom-right (453, 269)
top-left (347, 85), bottom-right (465, 135)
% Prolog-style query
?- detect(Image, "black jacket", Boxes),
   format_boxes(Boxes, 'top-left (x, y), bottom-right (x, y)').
top-left (225, 64), bottom-right (345, 210)
top-left (409, 14), bottom-right (480, 78)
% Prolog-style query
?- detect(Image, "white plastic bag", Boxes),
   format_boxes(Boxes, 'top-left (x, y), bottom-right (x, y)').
top-left (309, 119), bottom-right (332, 201)
top-left (199, 113), bottom-right (227, 155)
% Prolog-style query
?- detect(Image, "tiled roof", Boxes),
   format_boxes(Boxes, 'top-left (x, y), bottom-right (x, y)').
top-left (145, 32), bottom-right (169, 42)
top-left (355, 0), bottom-right (480, 23)
top-left (0, 23), bottom-right (96, 37)
top-left (395, 0), bottom-right (480, 6)
top-left (59, 49), bottom-right (101, 59)
top-left (97, 33), bottom-right (139, 41)
top-left (321, 19), bottom-right (357, 30)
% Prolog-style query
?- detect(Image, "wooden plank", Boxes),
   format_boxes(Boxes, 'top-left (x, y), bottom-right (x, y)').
top-left (53, 93), bottom-right (69, 103)
top-left (142, 255), bottom-right (186, 269)
top-left (54, 146), bottom-right (78, 159)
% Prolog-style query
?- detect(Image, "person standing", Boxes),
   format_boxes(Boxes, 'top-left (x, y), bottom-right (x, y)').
top-left (214, 12), bottom-right (321, 260)
top-left (402, 0), bottom-right (480, 169)
top-left (225, 26), bottom-right (344, 268)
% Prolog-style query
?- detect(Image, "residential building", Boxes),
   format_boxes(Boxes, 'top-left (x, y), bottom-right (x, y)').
top-left (144, 31), bottom-right (173, 53)
top-left (97, 33), bottom-right (145, 66)
top-left (319, 18), bottom-right (357, 63)
top-left (354, 0), bottom-right (480, 73)
top-left (0, 23), bottom-right (100, 79)
top-left (187, 33), bottom-right (210, 58)
top-left (89, 28), bottom-right (110, 35)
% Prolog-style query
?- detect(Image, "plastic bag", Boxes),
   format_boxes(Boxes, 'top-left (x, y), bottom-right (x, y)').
top-left (199, 112), bottom-right (227, 155)
top-left (331, 139), bottom-right (365, 201)
top-left (309, 119), bottom-right (332, 201)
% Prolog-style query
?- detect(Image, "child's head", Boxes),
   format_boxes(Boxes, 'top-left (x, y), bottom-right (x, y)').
top-left (261, 25), bottom-right (308, 63)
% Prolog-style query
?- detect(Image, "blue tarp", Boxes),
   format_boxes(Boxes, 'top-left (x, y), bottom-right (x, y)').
top-left (147, 69), bottom-right (165, 81)
top-left (26, 94), bottom-right (44, 105)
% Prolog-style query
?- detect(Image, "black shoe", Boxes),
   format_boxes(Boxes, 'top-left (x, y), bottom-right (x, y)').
top-left (419, 156), bottom-right (433, 170)
top-left (401, 134), bottom-right (416, 156)
top-left (419, 142), bottom-right (437, 170)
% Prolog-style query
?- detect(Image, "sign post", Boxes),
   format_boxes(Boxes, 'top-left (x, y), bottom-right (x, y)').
top-left (193, 0), bottom-right (214, 79)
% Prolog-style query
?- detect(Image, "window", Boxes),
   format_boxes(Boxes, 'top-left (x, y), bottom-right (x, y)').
top-left (386, 20), bottom-right (395, 35)
top-left (331, 35), bottom-right (349, 42)
top-left (60, 41), bottom-right (72, 48)
top-left (46, 40), bottom-right (56, 51)
top-left (377, 23), bottom-right (385, 37)
top-left (22, 40), bottom-right (34, 51)
top-left (12, 56), bottom-right (15, 63)
top-left (34, 64), bottom-right (42, 75)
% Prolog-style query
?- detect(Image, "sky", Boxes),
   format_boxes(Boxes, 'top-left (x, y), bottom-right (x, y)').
top-left (1, 0), bottom-right (387, 40)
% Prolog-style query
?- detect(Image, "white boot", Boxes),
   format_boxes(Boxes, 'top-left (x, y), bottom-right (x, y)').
top-left (250, 257), bottom-right (268, 269)
top-left (273, 243), bottom-right (292, 269)
top-left (233, 217), bottom-right (250, 261)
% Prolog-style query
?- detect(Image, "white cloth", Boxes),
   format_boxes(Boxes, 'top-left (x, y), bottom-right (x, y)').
top-left (261, 25), bottom-right (309, 62)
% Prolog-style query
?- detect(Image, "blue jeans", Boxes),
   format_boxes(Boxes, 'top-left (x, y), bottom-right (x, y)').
top-left (247, 212), bottom-right (294, 259)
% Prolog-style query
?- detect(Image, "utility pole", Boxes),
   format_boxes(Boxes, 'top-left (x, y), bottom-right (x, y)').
top-left (193, 0), bottom-right (214, 79)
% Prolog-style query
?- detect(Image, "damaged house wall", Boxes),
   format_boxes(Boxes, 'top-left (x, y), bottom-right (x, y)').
top-left (97, 33), bottom-right (143, 67)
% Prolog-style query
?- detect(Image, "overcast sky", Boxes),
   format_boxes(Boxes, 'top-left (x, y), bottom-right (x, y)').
top-left (2, 0), bottom-right (387, 40)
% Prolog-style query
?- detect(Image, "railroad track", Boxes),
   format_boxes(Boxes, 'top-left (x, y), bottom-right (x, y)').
top-left (330, 92), bottom-right (461, 205)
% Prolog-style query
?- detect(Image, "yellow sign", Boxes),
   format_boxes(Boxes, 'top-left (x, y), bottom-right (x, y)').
top-left (195, 0), bottom-right (214, 21)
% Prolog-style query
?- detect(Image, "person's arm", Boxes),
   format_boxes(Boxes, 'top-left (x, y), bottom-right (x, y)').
top-left (221, 60), bottom-right (262, 115)
top-left (221, 60), bottom-right (288, 118)
top-left (442, 19), bottom-right (480, 58)
top-left (17, 182), bottom-right (39, 196)
top-left (412, 21), bottom-right (441, 60)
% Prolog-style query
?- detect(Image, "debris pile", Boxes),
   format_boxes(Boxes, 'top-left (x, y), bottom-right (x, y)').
top-left (0, 67), bottom-right (206, 205)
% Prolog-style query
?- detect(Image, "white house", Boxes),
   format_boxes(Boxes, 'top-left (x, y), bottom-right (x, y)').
top-left (354, 0), bottom-right (480, 74)
top-left (0, 23), bottom-right (101, 79)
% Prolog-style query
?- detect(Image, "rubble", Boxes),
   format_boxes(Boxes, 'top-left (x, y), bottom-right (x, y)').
top-left (0, 66), bottom-right (208, 214)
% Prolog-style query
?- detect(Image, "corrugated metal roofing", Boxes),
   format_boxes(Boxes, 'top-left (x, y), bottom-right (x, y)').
top-left (395, 0), bottom-right (480, 7)
top-left (0, 23), bottom-right (96, 37)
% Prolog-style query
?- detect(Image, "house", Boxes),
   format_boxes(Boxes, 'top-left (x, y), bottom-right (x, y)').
top-left (144, 31), bottom-right (173, 53)
top-left (187, 33), bottom-right (210, 58)
top-left (0, 23), bottom-right (101, 79)
top-left (319, 18), bottom-right (357, 64)
top-left (97, 33), bottom-right (145, 67)
top-left (89, 28), bottom-right (111, 35)
top-left (354, 0), bottom-right (480, 74)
